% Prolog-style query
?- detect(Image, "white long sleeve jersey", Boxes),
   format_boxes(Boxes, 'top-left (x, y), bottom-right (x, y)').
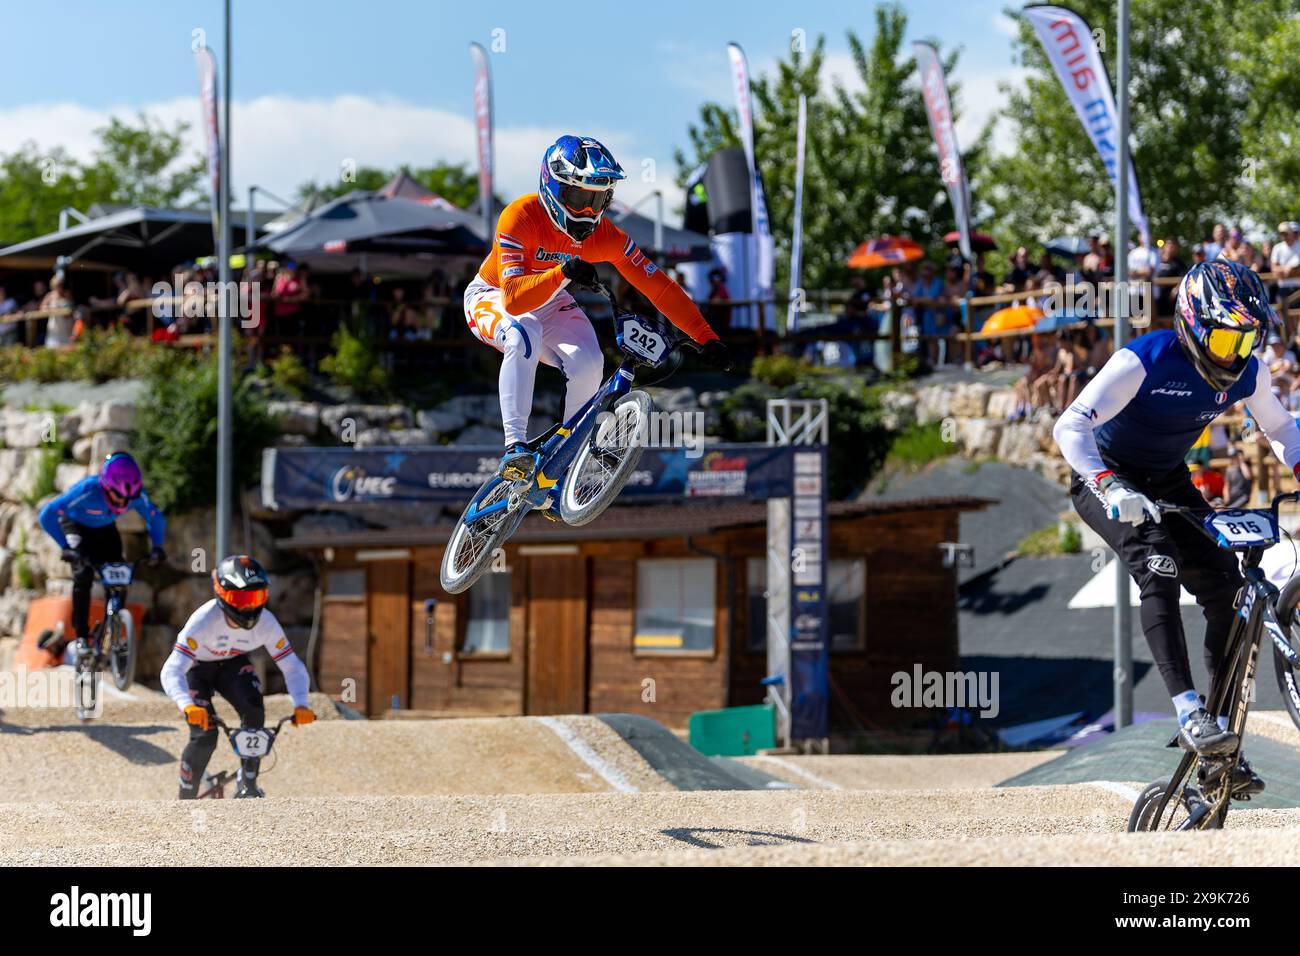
top-left (159, 600), bottom-right (311, 713)
top-left (1052, 330), bottom-right (1300, 481)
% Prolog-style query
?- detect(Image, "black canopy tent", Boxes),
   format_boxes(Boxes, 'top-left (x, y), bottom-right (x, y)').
top-left (0, 205), bottom-right (247, 272)
top-left (259, 190), bottom-right (485, 275)
top-left (604, 201), bottom-right (713, 262)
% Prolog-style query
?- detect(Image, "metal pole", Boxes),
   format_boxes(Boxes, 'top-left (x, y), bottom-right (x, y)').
top-left (215, 0), bottom-right (233, 561)
top-left (1113, 0), bottom-right (1133, 729)
top-left (246, 185), bottom-right (256, 262)
top-left (653, 190), bottom-right (664, 263)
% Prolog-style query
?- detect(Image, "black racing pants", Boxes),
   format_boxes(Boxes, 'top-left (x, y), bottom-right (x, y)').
top-left (60, 519), bottom-right (123, 641)
top-left (1070, 463), bottom-right (1243, 704)
top-left (178, 655), bottom-right (265, 799)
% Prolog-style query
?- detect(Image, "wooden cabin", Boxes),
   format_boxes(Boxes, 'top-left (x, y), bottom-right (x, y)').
top-left (277, 496), bottom-right (991, 728)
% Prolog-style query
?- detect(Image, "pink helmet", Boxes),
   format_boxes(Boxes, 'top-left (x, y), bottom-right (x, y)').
top-left (99, 452), bottom-right (143, 513)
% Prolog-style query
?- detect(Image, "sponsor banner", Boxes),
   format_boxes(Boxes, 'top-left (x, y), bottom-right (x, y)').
top-left (789, 447), bottom-right (828, 741)
top-left (788, 94), bottom-right (807, 332)
top-left (1024, 4), bottom-right (1150, 245)
top-left (192, 47), bottom-right (221, 247)
top-left (726, 42), bottom-right (776, 331)
top-left (469, 42), bottom-right (494, 243)
top-left (263, 444), bottom-right (796, 511)
top-left (913, 42), bottom-right (973, 262)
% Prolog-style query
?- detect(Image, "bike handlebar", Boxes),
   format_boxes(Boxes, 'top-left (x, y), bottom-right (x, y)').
top-left (589, 280), bottom-right (701, 355)
top-left (1153, 490), bottom-right (1300, 546)
top-left (210, 713), bottom-right (296, 736)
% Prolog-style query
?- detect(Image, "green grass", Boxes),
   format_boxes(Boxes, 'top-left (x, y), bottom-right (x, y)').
top-left (886, 421), bottom-right (953, 469)
top-left (1018, 522), bottom-right (1083, 557)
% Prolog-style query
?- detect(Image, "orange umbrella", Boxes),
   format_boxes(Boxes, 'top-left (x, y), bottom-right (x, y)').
top-left (978, 304), bottom-right (1044, 337)
top-left (847, 236), bottom-right (924, 269)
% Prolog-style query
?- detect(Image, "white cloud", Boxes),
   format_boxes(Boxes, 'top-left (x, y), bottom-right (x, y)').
top-left (0, 94), bottom-right (682, 220)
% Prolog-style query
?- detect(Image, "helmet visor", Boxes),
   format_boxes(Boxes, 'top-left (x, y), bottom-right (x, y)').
top-left (558, 184), bottom-right (613, 219)
top-left (216, 583), bottom-right (268, 611)
top-left (1205, 326), bottom-right (1256, 364)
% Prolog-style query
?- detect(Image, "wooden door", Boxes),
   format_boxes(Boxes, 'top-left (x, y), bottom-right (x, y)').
top-left (526, 555), bottom-right (588, 714)
top-left (367, 560), bottom-right (411, 714)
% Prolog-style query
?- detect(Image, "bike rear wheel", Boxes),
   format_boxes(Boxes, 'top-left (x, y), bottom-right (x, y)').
top-left (1128, 775), bottom-right (1222, 832)
top-left (107, 608), bottom-right (136, 691)
top-left (559, 390), bottom-right (651, 527)
top-left (440, 476), bottom-right (527, 593)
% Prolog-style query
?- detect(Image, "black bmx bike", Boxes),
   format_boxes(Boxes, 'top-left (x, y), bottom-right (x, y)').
top-left (195, 714), bottom-right (295, 799)
top-left (1129, 491), bottom-right (1300, 831)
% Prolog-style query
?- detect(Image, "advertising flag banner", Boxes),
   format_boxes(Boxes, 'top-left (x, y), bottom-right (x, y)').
top-left (470, 42), bottom-right (495, 243)
top-left (913, 42), bottom-right (973, 262)
top-left (192, 47), bottom-right (221, 247)
top-left (1024, 4), bottom-right (1150, 245)
top-left (727, 42), bottom-right (776, 330)
top-left (788, 94), bottom-right (807, 332)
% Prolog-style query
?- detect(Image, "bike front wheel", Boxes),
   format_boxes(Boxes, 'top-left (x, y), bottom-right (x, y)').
top-left (1272, 573), bottom-right (1300, 731)
top-left (440, 475), bottom-right (527, 594)
top-left (107, 608), bottom-right (136, 691)
top-left (559, 390), bottom-right (651, 527)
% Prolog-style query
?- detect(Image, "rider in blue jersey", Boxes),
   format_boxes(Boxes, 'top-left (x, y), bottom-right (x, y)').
top-left (1054, 259), bottom-right (1300, 793)
top-left (37, 452), bottom-right (166, 656)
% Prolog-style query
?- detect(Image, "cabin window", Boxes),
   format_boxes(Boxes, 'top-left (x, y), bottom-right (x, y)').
top-left (634, 558), bottom-right (716, 655)
top-left (746, 557), bottom-right (866, 653)
top-left (325, 568), bottom-right (364, 601)
top-left (462, 571), bottom-right (511, 655)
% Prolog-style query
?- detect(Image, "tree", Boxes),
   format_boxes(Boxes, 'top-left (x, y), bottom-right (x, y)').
top-left (674, 3), bottom-right (982, 291)
top-left (0, 114), bottom-right (202, 245)
top-left (980, 0), bottom-right (1300, 254)
top-left (297, 162), bottom-right (482, 209)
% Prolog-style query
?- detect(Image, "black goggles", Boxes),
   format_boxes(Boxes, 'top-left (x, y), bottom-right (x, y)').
top-left (558, 184), bottom-right (613, 218)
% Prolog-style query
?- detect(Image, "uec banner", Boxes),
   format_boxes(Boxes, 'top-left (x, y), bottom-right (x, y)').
top-left (262, 444), bottom-right (797, 511)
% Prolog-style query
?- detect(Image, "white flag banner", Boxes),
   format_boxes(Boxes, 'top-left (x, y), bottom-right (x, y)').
top-left (192, 46), bottom-right (221, 248)
top-left (913, 42), bottom-right (973, 262)
top-left (1024, 4), bottom-right (1149, 245)
top-left (727, 41), bottom-right (776, 330)
top-left (470, 42), bottom-right (495, 244)
top-left (788, 94), bottom-right (807, 333)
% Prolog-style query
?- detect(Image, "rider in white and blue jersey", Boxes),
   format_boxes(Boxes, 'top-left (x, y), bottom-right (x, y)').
top-left (1054, 259), bottom-right (1300, 794)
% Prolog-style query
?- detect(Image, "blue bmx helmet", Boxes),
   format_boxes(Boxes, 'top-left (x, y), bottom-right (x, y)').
top-left (538, 135), bottom-right (626, 242)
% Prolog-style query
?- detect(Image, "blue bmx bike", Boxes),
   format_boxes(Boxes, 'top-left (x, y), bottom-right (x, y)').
top-left (440, 282), bottom-right (695, 594)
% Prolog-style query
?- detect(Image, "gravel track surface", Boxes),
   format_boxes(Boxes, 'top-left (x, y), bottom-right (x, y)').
top-left (4, 709), bottom-right (1299, 866)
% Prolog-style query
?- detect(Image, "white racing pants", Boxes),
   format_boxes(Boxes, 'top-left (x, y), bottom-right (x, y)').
top-left (464, 276), bottom-right (603, 446)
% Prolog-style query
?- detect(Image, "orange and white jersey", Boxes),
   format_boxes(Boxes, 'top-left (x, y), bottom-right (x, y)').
top-left (473, 194), bottom-right (718, 345)
top-left (159, 600), bottom-right (310, 712)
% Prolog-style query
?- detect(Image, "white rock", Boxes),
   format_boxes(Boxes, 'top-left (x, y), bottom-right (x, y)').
top-left (268, 400), bottom-right (320, 436)
top-left (72, 436), bottom-right (94, 464)
top-left (958, 418), bottom-right (1003, 459)
top-left (77, 399), bottom-right (136, 434)
top-left (89, 431), bottom-right (131, 466)
top-left (416, 408), bottom-right (469, 436)
top-left (454, 424), bottom-right (505, 446)
top-left (5, 410), bottom-right (56, 449)
top-left (54, 462), bottom-right (88, 493)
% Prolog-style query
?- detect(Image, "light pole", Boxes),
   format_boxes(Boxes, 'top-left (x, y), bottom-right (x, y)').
top-left (215, 0), bottom-right (233, 561)
top-left (1113, 0), bottom-right (1133, 729)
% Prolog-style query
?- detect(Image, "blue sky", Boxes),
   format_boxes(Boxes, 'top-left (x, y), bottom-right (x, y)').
top-left (0, 0), bottom-right (1023, 213)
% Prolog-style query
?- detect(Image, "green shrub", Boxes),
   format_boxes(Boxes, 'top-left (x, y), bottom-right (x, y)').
top-left (321, 322), bottom-right (388, 398)
top-left (749, 354), bottom-right (804, 389)
top-left (132, 356), bottom-right (278, 514)
top-left (0, 334), bottom-right (181, 384)
top-left (887, 421), bottom-right (953, 469)
top-left (1018, 522), bottom-right (1083, 557)
top-left (23, 441), bottom-right (65, 507)
top-left (268, 346), bottom-right (309, 398)
top-left (13, 529), bottom-right (32, 590)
